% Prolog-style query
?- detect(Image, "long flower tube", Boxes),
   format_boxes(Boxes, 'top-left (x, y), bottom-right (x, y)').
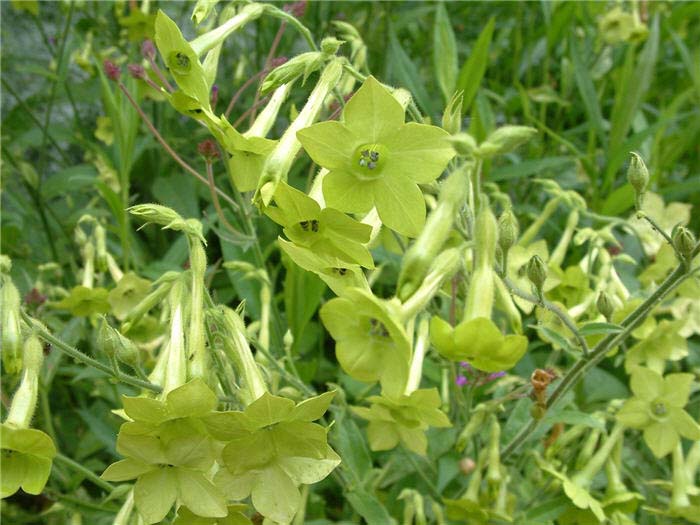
top-left (186, 233), bottom-right (208, 381)
top-left (571, 423), bottom-right (624, 488)
top-left (5, 336), bottom-right (43, 429)
top-left (463, 201), bottom-right (498, 322)
top-left (404, 317), bottom-right (430, 395)
top-left (162, 278), bottom-right (187, 396)
top-left (246, 83), bottom-right (292, 139)
top-left (254, 58), bottom-right (343, 206)
top-left (398, 166), bottom-right (469, 301)
top-left (189, 3), bottom-right (265, 57)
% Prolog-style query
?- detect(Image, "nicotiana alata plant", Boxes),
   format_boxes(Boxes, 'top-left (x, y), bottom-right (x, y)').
top-left (1, 1), bottom-right (699, 524)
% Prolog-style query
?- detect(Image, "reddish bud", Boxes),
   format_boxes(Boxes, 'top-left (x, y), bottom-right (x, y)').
top-left (283, 0), bottom-right (306, 18)
top-left (269, 56), bottom-right (289, 69)
top-left (210, 85), bottom-right (219, 108)
top-left (127, 64), bottom-right (146, 79)
top-left (197, 139), bottom-right (220, 161)
top-left (24, 288), bottom-right (47, 307)
top-left (141, 39), bottom-right (156, 60)
top-left (103, 59), bottom-right (121, 81)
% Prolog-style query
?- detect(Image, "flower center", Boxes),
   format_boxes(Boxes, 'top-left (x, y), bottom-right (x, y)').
top-left (352, 143), bottom-right (388, 180)
top-left (299, 219), bottom-right (319, 232)
top-left (369, 318), bottom-right (390, 338)
top-left (168, 51), bottom-right (192, 75)
top-left (652, 401), bottom-right (667, 417)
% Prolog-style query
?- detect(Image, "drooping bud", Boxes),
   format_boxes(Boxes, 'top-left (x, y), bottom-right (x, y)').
top-left (260, 51), bottom-right (325, 94)
top-left (672, 226), bottom-right (696, 261)
top-left (526, 255), bottom-right (547, 295)
top-left (197, 139), bottom-right (220, 161)
top-left (442, 91), bottom-right (463, 135)
top-left (447, 132), bottom-right (477, 157)
top-left (1, 272), bottom-right (23, 375)
top-left (115, 334), bottom-right (140, 369)
top-left (596, 291), bottom-right (614, 321)
top-left (103, 59), bottom-right (121, 81)
top-left (141, 39), bottom-right (157, 60)
top-left (127, 63), bottom-right (146, 79)
top-left (497, 208), bottom-right (519, 254)
top-left (627, 152), bottom-right (649, 209)
top-left (477, 126), bottom-right (537, 159)
top-left (320, 36), bottom-right (343, 55)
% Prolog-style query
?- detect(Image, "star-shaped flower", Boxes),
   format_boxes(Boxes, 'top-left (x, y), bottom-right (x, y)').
top-left (617, 366), bottom-right (700, 458)
top-left (351, 388), bottom-right (451, 455)
top-left (320, 288), bottom-right (411, 397)
top-left (266, 182), bottom-right (374, 268)
top-left (206, 391), bottom-right (339, 524)
top-left (297, 76), bottom-right (454, 237)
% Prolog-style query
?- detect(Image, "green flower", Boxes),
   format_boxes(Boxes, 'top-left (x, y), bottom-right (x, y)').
top-left (108, 272), bottom-right (152, 321)
top-left (320, 288), bottom-right (411, 397)
top-left (351, 388), bottom-right (451, 455)
top-left (0, 424), bottom-right (56, 498)
top-left (617, 367), bottom-right (700, 458)
top-left (174, 504), bottom-right (252, 525)
top-left (297, 76), bottom-right (454, 237)
top-left (207, 391), bottom-right (339, 524)
top-left (430, 316), bottom-right (528, 372)
top-left (278, 239), bottom-right (369, 296)
top-left (52, 285), bottom-right (110, 316)
top-left (102, 380), bottom-right (226, 524)
top-left (267, 182), bottom-right (374, 268)
top-left (624, 320), bottom-right (687, 373)
top-left (155, 10), bottom-right (211, 107)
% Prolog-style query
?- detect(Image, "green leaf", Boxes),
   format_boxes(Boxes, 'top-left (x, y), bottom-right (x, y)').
top-left (433, 2), bottom-right (458, 102)
top-left (134, 467), bottom-right (178, 524)
top-left (456, 17), bottom-right (495, 113)
top-left (345, 490), bottom-right (397, 525)
top-left (386, 24), bottom-right (434, 115)
top-left (176, 469), bottom-right (228, 518)
top-left (577, 322), bottom-right (623, 337)
top-left (570, 35), bottom-right (606, 145)
top-left (251, 465), bottom-right (301, 524)
top-left (643, 421), bottom-right (678, 458)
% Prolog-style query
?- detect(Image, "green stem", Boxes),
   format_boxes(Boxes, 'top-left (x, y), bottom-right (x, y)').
top-left (21, 311), bottom-right (161, 393)
top-left (503, 276), bottom-right (589, 356)
top-left (501, 246), bottom-right (697, 461)
top-left (54, 453), bottom-right (115, 493)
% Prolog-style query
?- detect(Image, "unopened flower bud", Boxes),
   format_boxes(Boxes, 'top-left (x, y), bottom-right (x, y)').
top-left (197, 139), bottom-right (220, 161)
top-left (23, 335), bottom-right (44, 374)
top-left (97, 317), bottom-right (117, 358)
top-left (498, 209), bottom-right (519, 253)
top-left (141, 39), bottom-right (156, 60)
top-left (103, 59), bottom-right (121, 81)
top-left (459, 457), bottom-right (476, 475)
top-left (115, 335), bottom-right (140, 369)
top-left (283, 0), bottom-right (307, 18)
top-left (596, 291), bottom-right (614, 320)
top-left (448, 132), bottom-right (477, 157)
top-left (526, 255), bottom-right (547, 294)
top-left (530, 404), bottom-right (547, 420)
top-left (672, 226), bottom-right (696, 261)
top-left (321, 36), bottom-right (343, 55)
top-left (627, 152), bottom-right (648, 208)
top-left (478, 126), bottom-right (537, 158)
top-left (442, 91), bottom-right (463, 135)
top-left (127, 63), bottom-right (146, 79)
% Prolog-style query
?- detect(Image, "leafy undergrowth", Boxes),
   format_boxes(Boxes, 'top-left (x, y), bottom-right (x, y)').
top-left (1, 1), bottom-right (699, 524)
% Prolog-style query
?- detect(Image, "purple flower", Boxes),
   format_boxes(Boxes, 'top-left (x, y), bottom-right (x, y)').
top-left (127, 64), bottom-right (146, 79)
top-left (141, 39), bottom-right (156, 60)
top-left (103, 60), bottom-right (121, 81)
top-left (486, 371), bottom-right (506, 382)
top-left (455, 375), bottom-right (468, 387)
top-left (459, 361), bottom-right (472, 370)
